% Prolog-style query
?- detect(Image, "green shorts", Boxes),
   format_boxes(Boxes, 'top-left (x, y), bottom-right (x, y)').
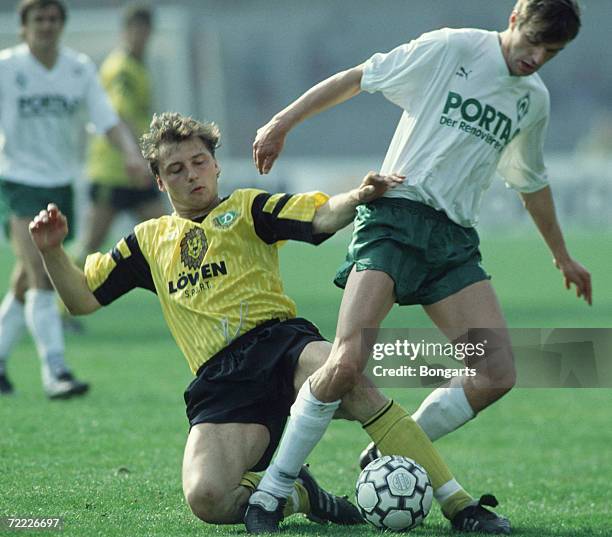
top-left (334, 198), bottom-right (490, 306)
top-left (0, 179), bottom-right (75, 240)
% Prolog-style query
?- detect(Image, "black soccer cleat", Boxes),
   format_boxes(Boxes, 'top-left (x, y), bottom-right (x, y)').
top-left (451, 494), bottom-right (511, 534)
top-left (244, 490), bottom-right (286, 534)
top-left (0, 372), bottom-right (14, 395)
top-left (45, 372), bottom-right (90, 400)
top-left (359, 441), bottom-right (382, 470)
top-left (297, 465), bottom-right (364, 525)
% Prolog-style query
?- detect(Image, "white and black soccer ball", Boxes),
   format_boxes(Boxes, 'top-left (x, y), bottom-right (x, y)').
top-left (355, 455), bottom-right (433, 532)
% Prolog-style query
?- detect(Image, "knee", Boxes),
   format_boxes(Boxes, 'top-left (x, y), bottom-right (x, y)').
top-left (488, 349), bottom-right (516, 393)
top-left (185, 481), bottom-right (231, 524)
top-left (11, 272), bottom-right (28, 301)
top-left (473, 350), bottom-right (516, 402)
top-left (326, 352), bottom-right (363, 397)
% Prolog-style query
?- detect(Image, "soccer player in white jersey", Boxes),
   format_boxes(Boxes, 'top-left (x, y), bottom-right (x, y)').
top-left (246, 0), bottom-right (591, 532)
top-left (0, 0), bottom-right (148, 398)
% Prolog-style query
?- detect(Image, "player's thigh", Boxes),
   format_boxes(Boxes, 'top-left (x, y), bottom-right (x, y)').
top-left (423, 280), bottom-right (513, 374)
top-left (292, 340), bottom-right (331, 392)
top-left (182, 422), bottom-right (270, 499)
top-left (9, 217), bottom-right (51, 288)
top-left (333, 267), bottom-right (396, 365)
top-left (423, 280), bottom-right (508, 335)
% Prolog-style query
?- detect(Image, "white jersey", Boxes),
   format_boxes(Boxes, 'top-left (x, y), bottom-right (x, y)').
top-left (0, 44), bottom-right (119, 187)
top-left (361, 28), bottom-right (550, 227)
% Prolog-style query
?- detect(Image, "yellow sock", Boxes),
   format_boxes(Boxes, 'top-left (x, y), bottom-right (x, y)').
top-left (239, 472), bottom-right (262, 491)
top-left (240, 472), bottom-right (310, 517)
top-left (363, 400), bottom-right (473, 519)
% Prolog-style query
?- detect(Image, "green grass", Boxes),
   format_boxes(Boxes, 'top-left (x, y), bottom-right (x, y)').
top-left (0, 233), bottom-right (611, 536)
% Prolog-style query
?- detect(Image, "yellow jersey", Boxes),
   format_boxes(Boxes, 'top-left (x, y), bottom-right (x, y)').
top-left (87, 49), bottom-right (151, 185)
top-left (84, 188), bottom-right (331, 373)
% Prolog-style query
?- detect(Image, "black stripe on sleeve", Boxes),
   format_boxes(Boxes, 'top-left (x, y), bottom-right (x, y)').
top-left (93, 233), bottom-right (156, 305)
top-left (251, 192), bottom-right (333, 245)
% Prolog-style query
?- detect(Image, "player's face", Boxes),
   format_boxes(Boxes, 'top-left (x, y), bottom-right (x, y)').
top-left (22, 5), bottom-right (64, 52)
top-left (156, 137), bottom-right (220, 217)
top-left (503, 15), bottom-right (567, 76)
top-left (125, 21), bottom-right (152, 57)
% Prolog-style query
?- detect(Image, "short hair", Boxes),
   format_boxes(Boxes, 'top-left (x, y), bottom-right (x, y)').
top-left (123, 3), bottom-right (153, 29)
top-left (18, 0), bottom-right (67, 26)
top-left (513, 0), bottom-right (581, 43)
top-left (141, 112), bottom-right (221, 177)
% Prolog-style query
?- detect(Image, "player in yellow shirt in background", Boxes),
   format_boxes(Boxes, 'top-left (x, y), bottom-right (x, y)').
top-left (77, 4), bottom-right (164, 265)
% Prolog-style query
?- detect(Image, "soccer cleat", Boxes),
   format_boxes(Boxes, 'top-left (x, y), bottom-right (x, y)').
top-left (451, 494), bottom-right (511, 534)
top-left (244, 490), bottom-right (286, 534)
top-left (0, 372), bottom-right (14, 395)
top-left (44, 371), bottom-right (90, 400)
top-left (297, 465), bottom-right (364, 525)
top-left (359, 441), bottom-right (382, 470)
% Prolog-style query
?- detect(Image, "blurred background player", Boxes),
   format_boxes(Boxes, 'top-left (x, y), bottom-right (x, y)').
top-left (0, 0), bottom-right (148, 398)
top-left (76, 4), bottom-right (164, 268)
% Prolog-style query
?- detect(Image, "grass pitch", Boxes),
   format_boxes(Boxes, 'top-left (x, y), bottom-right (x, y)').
top-left (0, 233), bottom-right (611, 536)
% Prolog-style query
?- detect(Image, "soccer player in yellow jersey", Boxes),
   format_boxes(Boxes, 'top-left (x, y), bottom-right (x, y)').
top-left (78, 4), bottom-right (164, 263)
top-left (30, 112), bottom-right (507, 533)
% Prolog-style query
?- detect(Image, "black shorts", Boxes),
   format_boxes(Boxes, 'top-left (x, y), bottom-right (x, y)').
top-left (184, 317), bottom-right (325, 472)
top-left (89, 183), bottom-right (160, 211)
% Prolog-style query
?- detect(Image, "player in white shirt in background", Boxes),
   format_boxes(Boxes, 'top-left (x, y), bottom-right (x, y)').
top-left (245, 0), bottom-right (591, 533)
top-left (0, 0), bottom-right (148, 398)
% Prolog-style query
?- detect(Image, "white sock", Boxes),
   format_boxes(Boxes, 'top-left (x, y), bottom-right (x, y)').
top-left (24, 289), bottom-right (67, 377)
top-left (412, 383), bottom-right (475, 441)
top-left (0, 292), bottom-right (27, 373)
top-left (257, 380), bottom-right (340, 499)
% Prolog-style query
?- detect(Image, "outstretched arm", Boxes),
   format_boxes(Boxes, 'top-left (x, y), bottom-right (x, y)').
top-left (29, 204), bottom-right (102, 315)
top-left (312, 172), bottom-right (404, 234)
top-left (253, 65), bottom-right (364, 174)
top-left (520, 186), bottom-right (592, 305)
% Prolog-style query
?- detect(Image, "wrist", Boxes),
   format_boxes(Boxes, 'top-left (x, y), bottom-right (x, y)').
top-left (348, 188), bottom-right (361, 206)
top-left (40, 245), bottom-right (65, 258)
top-left (273, 110), bottom-right (298, 133)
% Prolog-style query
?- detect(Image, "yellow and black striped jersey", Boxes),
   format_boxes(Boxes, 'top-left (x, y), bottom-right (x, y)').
top-left (84, 188), bottom-right (331, 373)
top-left (87, 49), bottom-right (152, 185)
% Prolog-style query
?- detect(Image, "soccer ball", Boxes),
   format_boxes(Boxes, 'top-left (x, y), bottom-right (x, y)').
top-left (355, 455), bottom-right (433, 532)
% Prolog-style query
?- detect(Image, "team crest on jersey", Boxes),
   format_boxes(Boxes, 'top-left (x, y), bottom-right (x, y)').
top-left (15, 72), bottom-right (27, 89)
top-left (180, 228), bottom-right (208, 270)
top-left (517, 93), bottom-right (530, 123)
top-left (213, 210), bottom-right (239, 228)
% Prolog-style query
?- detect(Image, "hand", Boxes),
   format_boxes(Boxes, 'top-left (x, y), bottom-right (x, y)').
top-left (554, 257), bottom-right (592, 305)
top-left (29, 203), bottom-right (69, 253)
top-left (356, 172), bottom-right (405, 203)
top-left (125, 155), bottom-right (153, 189)
top-left (253, 118), bottom-right (288, 174)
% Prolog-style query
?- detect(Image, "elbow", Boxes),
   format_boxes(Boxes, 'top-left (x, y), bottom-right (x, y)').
top-left (65, 305), bottom-right (89, 316)
top-left (312, 214), bottom-right (339, 235)
top-left (64, 300), bottom-right (99, 316)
